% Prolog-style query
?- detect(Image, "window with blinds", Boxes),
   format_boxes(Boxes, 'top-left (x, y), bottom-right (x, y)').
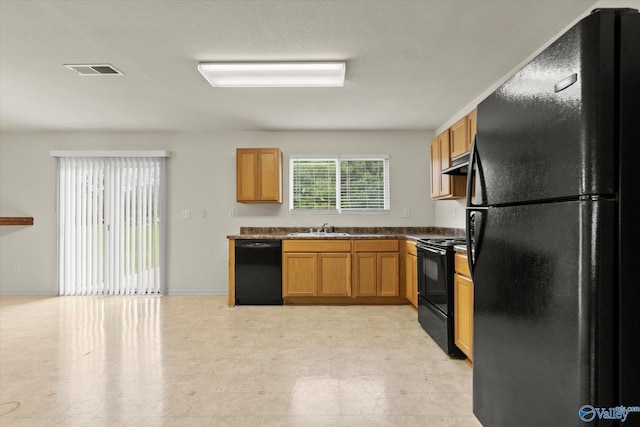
top-left (291, 159), bottom-right (337, 210)
top-left (290, 155), bottom-right (389, 213)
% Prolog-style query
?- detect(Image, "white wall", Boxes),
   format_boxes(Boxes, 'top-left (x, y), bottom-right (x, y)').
top-left (0, 130), bottom-right (436, 295)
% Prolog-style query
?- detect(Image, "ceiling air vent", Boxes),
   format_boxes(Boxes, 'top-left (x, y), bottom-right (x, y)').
top-left (64, 64), bottom-right (123, 76)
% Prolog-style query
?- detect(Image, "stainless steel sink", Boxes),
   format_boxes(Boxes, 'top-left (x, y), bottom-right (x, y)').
top-left (287, 232), bottom-right (350, 237)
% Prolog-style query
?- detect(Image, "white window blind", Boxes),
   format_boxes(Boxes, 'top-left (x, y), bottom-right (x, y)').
top-left (340, 158), bottom-right (387, 210)
top-left (290, 155), bottom-right (389, 213)
top-left (55, 155), bottom-right (167, 295)
top-left (291, 159), bottom-right (337, 210)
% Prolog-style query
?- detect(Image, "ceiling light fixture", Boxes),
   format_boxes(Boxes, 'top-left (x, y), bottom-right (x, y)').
top-left (197, 62), bottom-right (346, 87)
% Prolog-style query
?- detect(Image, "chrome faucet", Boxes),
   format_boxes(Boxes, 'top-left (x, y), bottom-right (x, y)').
top-left (318, 223), bottom-right (332, 233)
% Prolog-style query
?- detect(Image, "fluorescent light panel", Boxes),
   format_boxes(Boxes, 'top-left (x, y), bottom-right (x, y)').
top-left (197, 62), bottom-right (345, 87)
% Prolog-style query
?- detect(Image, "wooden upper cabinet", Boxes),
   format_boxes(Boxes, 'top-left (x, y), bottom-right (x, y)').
top-left (430, 130), bottom-right (465, 200)
top-left (450, 116), bottom-right (469, 161)
top-left (430, 108), bottom-right (478, 201)
top-left (236, 148), bottom-right (282, 203)
top-left (451, 109), bottom-right (478, 160)
top-left (438, 131), bottom-right (452, 196)
top-left (430, 136), bottom-right (441, 199)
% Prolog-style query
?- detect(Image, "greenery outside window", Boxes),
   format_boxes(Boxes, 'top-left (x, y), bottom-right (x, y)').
top-left (289, 155), bottom-right (390, 213)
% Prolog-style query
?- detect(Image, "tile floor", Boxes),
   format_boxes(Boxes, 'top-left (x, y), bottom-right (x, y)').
top-left (0, 296), bottom-right (482, 426)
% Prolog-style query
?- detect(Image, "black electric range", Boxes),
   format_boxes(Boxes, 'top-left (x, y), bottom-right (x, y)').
top-left (415, 236), bottom-right (466, 358)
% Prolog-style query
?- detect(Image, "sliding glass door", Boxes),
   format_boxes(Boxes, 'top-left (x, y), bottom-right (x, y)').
top-left (54, 153), bottom-right (168, 295)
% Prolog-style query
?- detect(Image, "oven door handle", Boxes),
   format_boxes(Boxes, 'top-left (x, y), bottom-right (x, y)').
top-left (416, 245), bottom-right (447, 256)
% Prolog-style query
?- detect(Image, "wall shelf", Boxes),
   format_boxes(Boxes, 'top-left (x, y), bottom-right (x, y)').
top-left (0, 217), bottom-right (34, 226)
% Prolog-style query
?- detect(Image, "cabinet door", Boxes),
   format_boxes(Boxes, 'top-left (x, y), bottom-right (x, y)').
top-left (318, 253), bottom-right (351, 297)
top-left (450, 116), bottom-right (469, 160)
top-left (258, 149), bottom-right (282, 202)
top-left (438, 131), bottom-right (451, 196)
top-left (454, 272), bottom-right (473, 360)
top-left (378, 252), bottom-right (399, 297)
top-left (236, 149), bottom-right (257, 202)
top-left (354, 253), bottom-right (377, 296)
top-left (431, 130), bottom-right (456, 199)
top-left (406, 253), bottom-right (417, 307)
top-left (283, 253), bottom-right (317, 297)
top-left (430, 137), bottom-right (441, 199)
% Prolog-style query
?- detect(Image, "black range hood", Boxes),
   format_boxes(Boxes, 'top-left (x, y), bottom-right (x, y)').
top-left (442, 153), bottom-right (470, 175)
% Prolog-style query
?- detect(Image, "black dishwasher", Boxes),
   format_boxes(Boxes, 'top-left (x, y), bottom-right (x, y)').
top-left (234, 239), bottom-right (283, 305)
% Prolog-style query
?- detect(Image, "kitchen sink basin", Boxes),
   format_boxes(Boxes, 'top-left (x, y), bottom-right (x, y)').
top-left (287, 232), bottom-right (350, 237)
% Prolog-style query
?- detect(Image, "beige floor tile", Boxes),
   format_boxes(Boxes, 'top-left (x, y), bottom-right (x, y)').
top-left (0, 295), bottom-right (480, 426)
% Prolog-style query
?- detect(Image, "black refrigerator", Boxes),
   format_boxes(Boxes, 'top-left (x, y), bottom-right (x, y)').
top-left (466, 8), bottom-right (639, 427)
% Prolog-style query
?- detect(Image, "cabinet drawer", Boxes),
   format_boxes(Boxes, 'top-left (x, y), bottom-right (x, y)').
top-left (455, 252), bottom-right (471, 277)
top-left (283, 239), bottom-right (351, 253)
top-left (406, 240), bottom-right (417, 256)
top-left (353, 240), bottom-right (399, 252)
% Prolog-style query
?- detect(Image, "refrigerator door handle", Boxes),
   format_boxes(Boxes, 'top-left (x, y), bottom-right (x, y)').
top-left (465, 135), bottom-right (487, 277)
top-left (466, 135), bottom-right (478, 208)
top-left (465, 207), bottom-right (487, 277)
top-left (465, 136), bottom-right (477, 276)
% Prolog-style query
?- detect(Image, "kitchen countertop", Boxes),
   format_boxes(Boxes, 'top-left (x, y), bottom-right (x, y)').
top-left (227, 226), bottom-right (465, 241)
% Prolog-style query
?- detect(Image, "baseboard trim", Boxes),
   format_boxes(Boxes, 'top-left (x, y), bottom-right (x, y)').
top-left (0, 290), bottom-right (57, 296)
top-left (0, 289), bottom-right (229, 296)
top-left (165, 289), bottom-right (228, 296)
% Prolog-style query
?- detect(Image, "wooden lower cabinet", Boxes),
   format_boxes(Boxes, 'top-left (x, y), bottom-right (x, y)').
top-left (283, 252), bottom-right (351, 297)
top-left (405, 241), bottom-right (418, 308)
top-left (353, 240), bottom-right (399, 297)
top-left (354, 252), bottom-right (399, 297)
top-left (454, 252), bottom-right (473, 361)
top-left (318, 253), bottom-right (351, 297)
top-left (283, 253), bottom-right (318, 297)
top-left (354, 253), bottom-right (377, 296)
top-left (378, 253), bottom-right (399, 296)
top-left (282, 239), bottom-right (402, 301)
top-left (282, 240), bottom-right (351, 298)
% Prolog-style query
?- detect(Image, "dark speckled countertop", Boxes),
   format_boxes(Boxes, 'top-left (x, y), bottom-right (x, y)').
top-left (227, 226), bottom-right (465, 240)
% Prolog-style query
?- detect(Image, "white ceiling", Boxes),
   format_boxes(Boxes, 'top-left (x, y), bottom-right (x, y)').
top-left (0, 0), bottom-right (609, 133)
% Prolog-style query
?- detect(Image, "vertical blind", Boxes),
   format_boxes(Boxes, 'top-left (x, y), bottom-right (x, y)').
top-left (56, 155), bottom-right (166, 295)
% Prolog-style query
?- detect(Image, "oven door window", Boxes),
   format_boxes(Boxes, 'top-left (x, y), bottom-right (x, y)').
top-left (418, 248), bottom-right (448, 314)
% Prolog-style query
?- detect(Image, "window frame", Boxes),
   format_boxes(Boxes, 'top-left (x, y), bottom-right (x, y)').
top-left (289, 154), bottom-right (390, 214)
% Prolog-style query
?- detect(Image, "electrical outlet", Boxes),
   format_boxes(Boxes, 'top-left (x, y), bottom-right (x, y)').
top-left (180, 209), bottom-right (191, 219)
top-left (452, 206), bottom-right (457, 217)
top-left (202, 209), bottom-right (208, 219)
top-left (403, 208), bottom-right (411, 218)
top-left (14, 265), bottom-right (21, 274)
top-left (228, 209), bottom-right (235, 218)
